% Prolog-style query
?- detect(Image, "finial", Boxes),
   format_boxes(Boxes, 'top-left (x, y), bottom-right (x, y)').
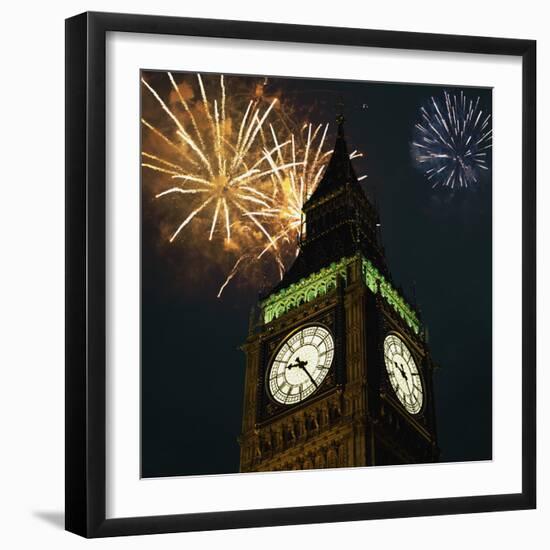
top-left (336, 96), bottom-right (345, 137)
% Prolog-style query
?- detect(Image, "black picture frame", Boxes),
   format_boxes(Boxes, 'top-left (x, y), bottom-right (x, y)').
top-left (65, 11), bottom-right (536, 538)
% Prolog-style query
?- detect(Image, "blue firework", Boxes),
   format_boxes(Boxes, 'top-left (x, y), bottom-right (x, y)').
top-left (412, 91), bottom-right (492, 189)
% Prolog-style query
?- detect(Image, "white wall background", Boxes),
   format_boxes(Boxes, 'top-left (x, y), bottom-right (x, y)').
top-left (0, 1), bottom-right (546, 548)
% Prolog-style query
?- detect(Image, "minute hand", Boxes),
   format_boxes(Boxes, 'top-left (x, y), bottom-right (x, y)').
top-left (299, 365), bottom-right (318, 387)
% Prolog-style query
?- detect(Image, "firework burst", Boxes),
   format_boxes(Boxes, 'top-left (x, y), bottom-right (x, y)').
top-left (142, 73), bottom-right (300, 247)
top-left (412, 90), bottom-right (492, 189)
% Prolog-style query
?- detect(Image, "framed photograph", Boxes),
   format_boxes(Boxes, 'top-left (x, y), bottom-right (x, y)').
top-left (65, 11), bottom-right (536, 537)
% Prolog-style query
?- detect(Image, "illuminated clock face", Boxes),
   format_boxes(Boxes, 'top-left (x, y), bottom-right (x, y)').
top-left (383, 333), bottom-right (423, 414)
top-left (268, 325), bottom-right (335, 405)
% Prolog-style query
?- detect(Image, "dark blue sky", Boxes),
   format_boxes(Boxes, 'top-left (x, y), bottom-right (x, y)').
top-left (141, 71), bottom-right (492, 477)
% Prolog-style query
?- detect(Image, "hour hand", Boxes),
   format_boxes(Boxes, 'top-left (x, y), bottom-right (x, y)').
top-left (394, 361), bottom-right (408, 379)
top-left (287, 357), bottom-right (308, 370)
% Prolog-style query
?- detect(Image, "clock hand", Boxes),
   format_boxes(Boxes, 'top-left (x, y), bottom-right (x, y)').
top-left (286, 359), bottom-right (301, 370)
top-left (394, 361), bottom-right (412, 394)
top-left (287, 356), bottom-right (307, 370)
top-left (287, 357), bottom-right (318, 388)
top-left (394, 361), bottom-right (408, 380)
top-left (299, 365), bottom-right (318, 388)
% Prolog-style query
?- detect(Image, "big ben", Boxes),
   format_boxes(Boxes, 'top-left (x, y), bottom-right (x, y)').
top-left (239, 116), bottom-right (439, 472)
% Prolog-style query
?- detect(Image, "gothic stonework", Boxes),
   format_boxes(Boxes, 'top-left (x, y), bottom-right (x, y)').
top-left (240, 119), bottom-right (439, 473)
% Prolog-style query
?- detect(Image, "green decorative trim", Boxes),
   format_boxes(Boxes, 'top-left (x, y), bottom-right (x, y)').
top-left (361, 259), bottom-right (420, 334)
top-left (261, 254), bottom-right (420, 334)
top-left (261, 257), bottom-right (354, 324)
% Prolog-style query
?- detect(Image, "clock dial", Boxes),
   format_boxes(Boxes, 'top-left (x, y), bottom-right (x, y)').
top-left (383, 334), bottom-right (423, 414)
top-left (268, 325), bottom-right (335, 405)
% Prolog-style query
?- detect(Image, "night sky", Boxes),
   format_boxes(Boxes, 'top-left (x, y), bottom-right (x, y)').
top-left (141, 72), bottom-right (492, 477)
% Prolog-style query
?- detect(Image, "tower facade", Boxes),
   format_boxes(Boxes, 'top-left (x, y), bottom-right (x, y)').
top-left (239, 120), bottom-right (439, 472)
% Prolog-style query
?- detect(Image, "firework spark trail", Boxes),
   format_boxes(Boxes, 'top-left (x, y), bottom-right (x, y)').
top-left (167, 72), bottom-right (204, 149)
top-left (167, 196), bottom-right (215, 243)
top-left (412, 90), bottom-right (492, 189)
top-left (216, 255), bottom-right (247, 298)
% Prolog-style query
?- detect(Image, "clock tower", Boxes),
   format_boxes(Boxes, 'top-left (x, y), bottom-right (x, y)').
top-left (239, 118), bottom-right (439, 472)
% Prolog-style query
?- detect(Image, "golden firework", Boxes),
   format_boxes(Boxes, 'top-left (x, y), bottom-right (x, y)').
top-left (142, 73), bottom-right (299, 245)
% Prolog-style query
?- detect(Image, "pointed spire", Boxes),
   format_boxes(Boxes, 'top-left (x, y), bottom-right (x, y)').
top-left (336, 113), bottom-right (345, 138)
top-left (303, 113), bottom-right (358, 207)
top-left (336, 95), bottom-right (345, 134)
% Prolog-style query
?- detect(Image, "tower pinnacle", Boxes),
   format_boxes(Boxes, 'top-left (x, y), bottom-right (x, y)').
top-left (336, 96), bottom-right (345, 137)
top-left (336, 113), bottom-right (345, 137)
